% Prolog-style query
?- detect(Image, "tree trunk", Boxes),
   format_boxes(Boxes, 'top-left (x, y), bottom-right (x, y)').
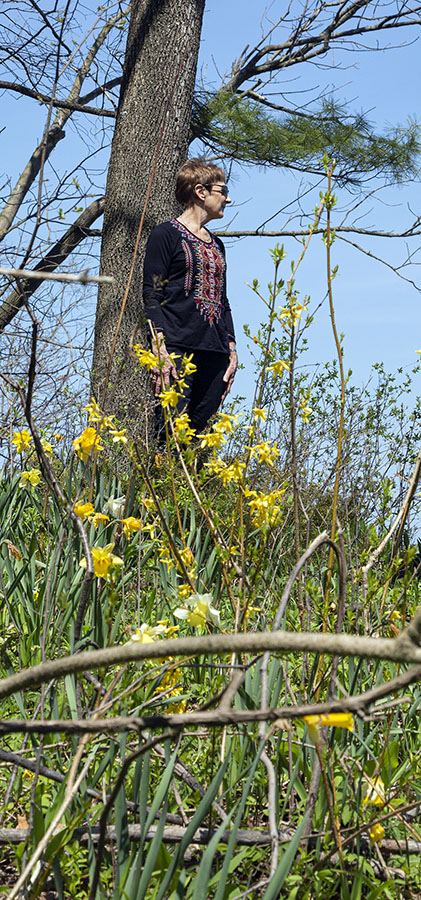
top-left (92, 0), bottom-right (205, 438)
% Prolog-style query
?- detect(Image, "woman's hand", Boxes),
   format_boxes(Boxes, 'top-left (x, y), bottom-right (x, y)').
top-left (221, 347), bottom-right (238, 401)
top-left (150, 336), bottom-right (178, 397)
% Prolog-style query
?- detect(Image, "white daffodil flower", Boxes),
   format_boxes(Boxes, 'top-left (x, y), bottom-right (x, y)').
top-left (131, 623), bottom-right (167, 644)
top-left (107, 495), bottom-right (126, 518)
top-left (173, 593), bottom-right (220, 628)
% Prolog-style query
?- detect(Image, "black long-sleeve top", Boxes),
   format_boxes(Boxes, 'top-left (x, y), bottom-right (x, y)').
top-left (143, 219), bottom-right (235, 353)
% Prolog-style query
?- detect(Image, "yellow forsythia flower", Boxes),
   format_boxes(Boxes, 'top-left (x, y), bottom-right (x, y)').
top-left (303, 712), bottom-right (354, 744)
top-left (213, 412), bottom-right (241, 434)
top-left (197, 431), bottom-right (226, 449)
top-left (82, 397), bottom-right (106, 424)
top-left (109, 427), bottom-right (128, 444)
top-left (132, 346), bottom-right (159, 371)
top-left (247, 440), bottom-right (279, 466)
top-left (181, 354), bottom-right (197, 376)
top-left (205, 457), bottom-right (245, 485)
top-left (40, 439), bottom-right (53, 456)
top-left (370, 823), bottom-right (385, 845)
top-left (245, 488), bottom-right (284, 528)
top-left (159, 386), bottom-right (179, 409)
top-left (173, 413), bottom-right (196, 443)
top-left (267, 359), bottom-right (290, 377)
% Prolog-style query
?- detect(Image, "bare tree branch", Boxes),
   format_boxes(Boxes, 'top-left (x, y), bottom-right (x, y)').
top-left (0, 79), bottom-right (117, 116)
top-left (0, 9), bottom-right (123, 242)
top-left (0, 624), bottom-right (420, 703)
top-left (0, 197), bottom-right (104, 332)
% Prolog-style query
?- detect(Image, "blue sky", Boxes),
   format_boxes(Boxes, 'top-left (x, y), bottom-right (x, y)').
top-left (1, 0), bottom-right (420, 407)
top-left (196, 2), bottom-right (421, 402)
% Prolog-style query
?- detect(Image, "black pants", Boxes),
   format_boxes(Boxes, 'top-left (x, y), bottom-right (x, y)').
top-left (158, 347), bottom-right (229, 438)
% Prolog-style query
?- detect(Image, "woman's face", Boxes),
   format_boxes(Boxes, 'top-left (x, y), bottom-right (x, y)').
top-left (194, 181), bottom-right (232, 220)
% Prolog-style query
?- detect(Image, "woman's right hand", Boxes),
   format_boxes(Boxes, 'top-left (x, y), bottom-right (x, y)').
top-left (150, 337), bottom-right (178, 396)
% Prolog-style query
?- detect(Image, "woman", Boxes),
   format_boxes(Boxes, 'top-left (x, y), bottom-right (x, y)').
top-left (143, 158), bottom-right (237, 435)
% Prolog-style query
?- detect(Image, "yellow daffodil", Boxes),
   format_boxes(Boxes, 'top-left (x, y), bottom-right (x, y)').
top-left (74, 501), bottom-right (95, 520)
top-left (12, 430), bottom-right (32, 453)
top-left (363, 776), bottom-right (385, 808)
top-left (121, 517), bottom-right (141, 538)
top-left (174, 592), bottom-right (220, 628)
top-left (19, 468), bottom-right (41, 488)
top-left (131, 622), bottom-right (166, 643)
top-left (132, 346), bottom-right (159, 371)
top-left (73, 426), bottom-right (104, 462)
top-left (80, 544), bottom-right (123, 579)
top-left (303, 712), bottom-right (354, 744)
top-left (90, 512), bottom-right (110, 530)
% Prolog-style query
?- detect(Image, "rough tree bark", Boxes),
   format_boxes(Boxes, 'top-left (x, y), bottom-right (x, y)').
top-left (92, 0), bottom-right (205, 436)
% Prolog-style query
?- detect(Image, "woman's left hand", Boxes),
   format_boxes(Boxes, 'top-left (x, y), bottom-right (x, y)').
top-left (221, 349), bottom-right (238, 401)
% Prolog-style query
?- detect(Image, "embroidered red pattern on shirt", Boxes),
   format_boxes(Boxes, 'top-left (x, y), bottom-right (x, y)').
top-left (171, 220), bottom-right (225, 326)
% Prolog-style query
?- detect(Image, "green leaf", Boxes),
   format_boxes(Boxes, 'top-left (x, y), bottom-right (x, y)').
top-left (192, 810), bottom-right (235, 900)
top-left (154, 756), bottom-right (230, 900)
top-left (261, 812), bottom-right (309, 900)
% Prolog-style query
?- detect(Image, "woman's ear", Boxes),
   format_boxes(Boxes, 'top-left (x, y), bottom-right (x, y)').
top-left (193, 183), bottom-right (207, 204)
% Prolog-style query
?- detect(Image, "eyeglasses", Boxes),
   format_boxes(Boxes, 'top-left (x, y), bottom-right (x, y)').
top-left (204, 183), bottom-right (230, 198)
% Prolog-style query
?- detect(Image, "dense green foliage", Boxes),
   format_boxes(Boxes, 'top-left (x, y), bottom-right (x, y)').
top-left (192, 94), bottom-right (421, 183)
